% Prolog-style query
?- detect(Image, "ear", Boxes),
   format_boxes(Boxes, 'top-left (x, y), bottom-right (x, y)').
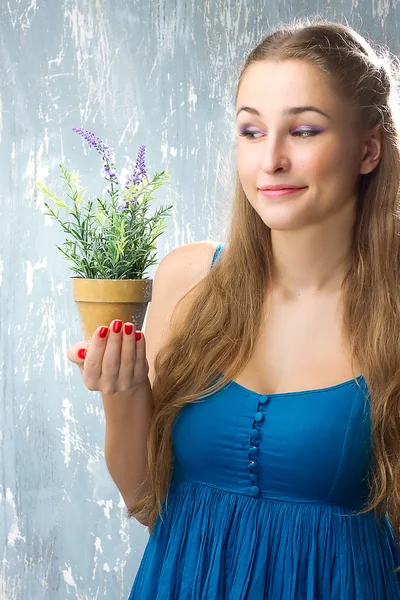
top-left (359, 125), bottom-right (383, 175)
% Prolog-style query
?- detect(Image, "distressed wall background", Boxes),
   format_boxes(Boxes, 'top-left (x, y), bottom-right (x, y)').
top-left (0, 1), bottom-right (399, 598)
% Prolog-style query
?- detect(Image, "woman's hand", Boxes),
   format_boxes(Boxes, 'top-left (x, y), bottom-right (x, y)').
top-left (67, 320), bottom-right (149, 395)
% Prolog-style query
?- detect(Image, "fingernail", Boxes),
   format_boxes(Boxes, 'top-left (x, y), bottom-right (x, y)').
top-left (135, 331), bottom-right (142, 341)
top-left (78, 348), bottom-right (87, 360)
top-left (113, 320), bottom-right (123, 333)
top-left (99, 327), bottom-right (109, 338)
top-left (124, 323), bottom-right (133, 335)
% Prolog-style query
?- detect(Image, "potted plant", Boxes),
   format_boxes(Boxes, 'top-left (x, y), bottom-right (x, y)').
top-left (37, 127), bottom-right (173, 342)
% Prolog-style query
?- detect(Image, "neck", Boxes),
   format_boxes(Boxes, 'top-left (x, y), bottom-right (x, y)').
top-left (269, 213), bottom-right (355, 298)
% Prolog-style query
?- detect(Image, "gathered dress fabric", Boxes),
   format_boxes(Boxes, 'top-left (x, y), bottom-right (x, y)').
top-left (128, 243), bottom-right (400, 599)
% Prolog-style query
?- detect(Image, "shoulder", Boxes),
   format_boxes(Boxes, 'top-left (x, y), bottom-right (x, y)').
top-left (158, 240), bottom-right (222, 293)
top-left (164, 240), bottom-right (221, 263)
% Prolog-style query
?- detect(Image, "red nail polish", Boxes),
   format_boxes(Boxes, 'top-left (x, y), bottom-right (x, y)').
top-left (78, 348), bottom-right (87, 360)
top-left (99, 327), bottom-right (109, 338)
top-left (135, 331), bottom-right (142, 341)
top-left (124, 323), bottom-right (133, 335)
top-left (113, 320), bottom-right (123, 333)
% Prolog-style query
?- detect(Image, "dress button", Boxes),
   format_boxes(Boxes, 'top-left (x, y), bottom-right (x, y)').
top-left (250, 485), bottom-right (260, 496)
top-left (249, 445), bottom-right (259, 456)
top-left (250, 473), bottom-right (259, 483)
top-left (248, 461), bottom-right (259, 472)
top-left (251, 428), bottom-right (260, 439)
top-left (259, 395), bottom-right (270, 404)
top-left (255, 412), bottom-right (263, 422)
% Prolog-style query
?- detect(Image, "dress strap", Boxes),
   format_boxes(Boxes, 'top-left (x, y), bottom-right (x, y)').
top-left (210, 243), bottom-right (226, 271)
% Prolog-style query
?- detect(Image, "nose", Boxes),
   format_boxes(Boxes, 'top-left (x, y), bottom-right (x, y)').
top-left (260, 135), bottom-right (290, 174)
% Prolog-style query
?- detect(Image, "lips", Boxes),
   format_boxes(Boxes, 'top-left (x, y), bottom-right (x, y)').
top-left (259, 185), bottom-right (306, 191)
top-left (258, 186), bottom-right (307, 198)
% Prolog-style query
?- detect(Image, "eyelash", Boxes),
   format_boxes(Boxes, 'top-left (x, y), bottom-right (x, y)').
top-left (239, 129), bottom-right (320, 139)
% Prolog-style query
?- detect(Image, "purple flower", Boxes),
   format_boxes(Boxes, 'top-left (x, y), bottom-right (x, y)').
top-left (72, 126), bottom-right (116, 166)
top-left (101, 165), bottom-right (117, 179)
top-left (134, 145), bottom-right (147, 179)
top-left (117, 199), bottom-right (138, 217)
top-left (125, 145), bottom-right (147, 190)
top-left (117, 198), bottom-right (139, 212)
top-left (73, 126), bottom-right (145, 210)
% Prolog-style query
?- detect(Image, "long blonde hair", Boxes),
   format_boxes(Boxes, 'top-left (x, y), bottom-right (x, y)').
top-left (129, 17), bottom-right (400, 560)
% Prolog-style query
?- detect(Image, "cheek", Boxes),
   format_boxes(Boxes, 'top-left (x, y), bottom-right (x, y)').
top-left (298, 146), bottom-right (342, 177)
top-left (237, 145), bottom-right (257, 178)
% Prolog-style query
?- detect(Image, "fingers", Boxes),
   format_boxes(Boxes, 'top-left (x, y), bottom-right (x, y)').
top-left (119, 322), bottom-right (138, 390)
top-left (134, 326), bottom-right (145, 365)
top-left (100, 320), bottom-right (124, 394)
top-left (83, 324), bottom-right (110, 390)
top-left (67, 321), bottom-right (143, 394)
top-left (131, 328), bottom-right (149, 387)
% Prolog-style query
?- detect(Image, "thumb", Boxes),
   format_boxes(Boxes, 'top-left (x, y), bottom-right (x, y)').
top-left (67, 343), bottom-right (88, 367)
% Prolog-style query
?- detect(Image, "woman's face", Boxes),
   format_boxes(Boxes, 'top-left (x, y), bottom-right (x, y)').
top-left (235, 59), bottom-right (373, 231)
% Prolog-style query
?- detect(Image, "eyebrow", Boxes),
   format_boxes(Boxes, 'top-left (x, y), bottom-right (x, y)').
top-left (236, 105), bottom-right (332, 120)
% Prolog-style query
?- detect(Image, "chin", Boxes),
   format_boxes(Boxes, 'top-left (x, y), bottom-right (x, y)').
top-left (257, 210), bottom-right (306, 232)
top-left (266, 222), bottom-right (302, 232)
top-left (252, 197), bottom-right (308, 230)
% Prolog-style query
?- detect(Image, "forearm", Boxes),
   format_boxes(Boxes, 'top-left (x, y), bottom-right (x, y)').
top-left (102, 377), bottom-right (154, 511)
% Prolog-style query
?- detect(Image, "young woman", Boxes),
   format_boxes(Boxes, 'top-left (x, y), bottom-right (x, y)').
top-left (69, 17), bottom-right (400, 599)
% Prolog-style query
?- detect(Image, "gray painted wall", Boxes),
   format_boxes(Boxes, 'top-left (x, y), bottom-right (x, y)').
top-left (0, 1), bottom-right (399, 598)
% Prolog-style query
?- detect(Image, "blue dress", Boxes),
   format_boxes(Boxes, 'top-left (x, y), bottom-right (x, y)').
top-left (129, 243), bottom-right (400, 599)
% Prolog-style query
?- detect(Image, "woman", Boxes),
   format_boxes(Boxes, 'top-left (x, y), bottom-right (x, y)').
top-left (69, 17), bottom-right (400, 599)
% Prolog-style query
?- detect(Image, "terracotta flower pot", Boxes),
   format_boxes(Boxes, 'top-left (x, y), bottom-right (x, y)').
top-left (72, 278), bottom-right (153, 343)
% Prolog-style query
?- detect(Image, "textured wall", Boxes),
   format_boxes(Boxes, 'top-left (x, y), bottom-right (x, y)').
top-left (1, 1), bottom-right (399, 599)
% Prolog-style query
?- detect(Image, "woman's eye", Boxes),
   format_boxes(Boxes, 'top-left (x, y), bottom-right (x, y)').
top-left (239, 129), bottom-right (264, 139)
top-left (291, 128), bottom-right (320, 137)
